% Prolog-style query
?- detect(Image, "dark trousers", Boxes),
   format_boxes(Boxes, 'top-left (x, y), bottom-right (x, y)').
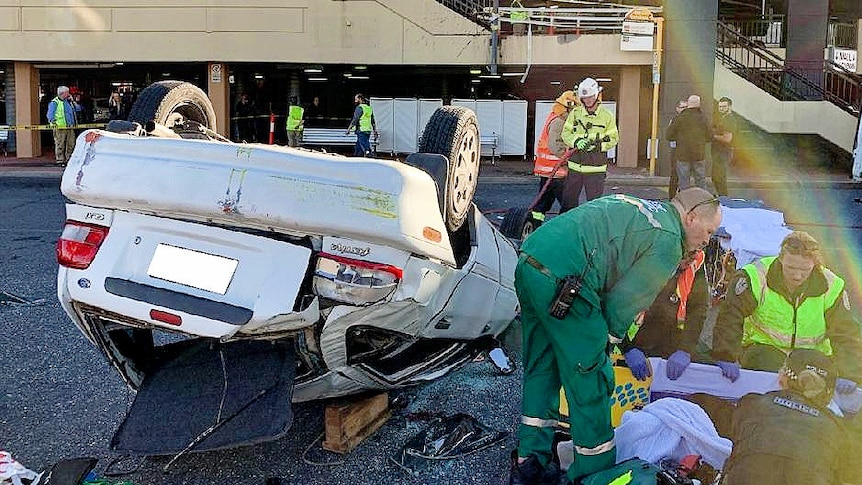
top-left (560, 172), bottom-right (605, 213)
top-left (668, 151), bottom-right (678, 199)
top-left (712, 149), bottom-right (731, 196)
top-left (534, 177), bottom-right (567, 214)
top-left (354, 131), bottom-right (372, 157)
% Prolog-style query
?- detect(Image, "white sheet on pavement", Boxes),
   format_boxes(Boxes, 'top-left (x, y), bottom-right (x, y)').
top-left (614, 397), bottom-right (733, 469)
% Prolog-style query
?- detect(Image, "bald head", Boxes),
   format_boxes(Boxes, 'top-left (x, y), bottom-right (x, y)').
top-left (686, 95), bottom-right (701, 109)
top-left (672, 187), bottom-right (722, 252)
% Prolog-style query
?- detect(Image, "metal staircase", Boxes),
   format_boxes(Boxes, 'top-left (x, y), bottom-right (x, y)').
top-left (434, 0), bottom-right (494, 28)
top-left (715, 21), bottom-right (861, 115)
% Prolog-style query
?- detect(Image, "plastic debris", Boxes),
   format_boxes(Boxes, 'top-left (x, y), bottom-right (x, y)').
top-left (390, 413), bottom-right (508, 475)
top-left (0, 291), bottom-right (46, 307)
top-left (0, 450), bottom-right (40, 485)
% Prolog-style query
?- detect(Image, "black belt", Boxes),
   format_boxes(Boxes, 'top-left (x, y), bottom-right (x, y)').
top-left (520, 254), bottom-right (557, 280)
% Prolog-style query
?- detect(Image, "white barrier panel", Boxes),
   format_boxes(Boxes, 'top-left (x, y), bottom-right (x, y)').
top-left (370, 97), bottom-right (394, 154)
top-left (502, 100), bottom-right (528, 157)
top-left (394, 98), bottom-right (419, 154)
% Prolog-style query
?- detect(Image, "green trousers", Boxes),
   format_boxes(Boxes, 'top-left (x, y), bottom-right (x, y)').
top-left (515, 258), bottom-right (616, 482)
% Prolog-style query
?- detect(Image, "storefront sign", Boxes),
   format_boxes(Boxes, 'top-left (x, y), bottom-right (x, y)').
top-left (831, 48), bottom-right (857, 72)
top-left (621, 8), bottom-right (655, 52)
top-left (210, 63), bottom-right (223, 83)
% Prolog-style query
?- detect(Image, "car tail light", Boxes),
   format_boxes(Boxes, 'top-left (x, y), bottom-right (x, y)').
top-left (313, 252), bottom-right (401, 305)
top-left (57, 221), bottom-right (109, 269)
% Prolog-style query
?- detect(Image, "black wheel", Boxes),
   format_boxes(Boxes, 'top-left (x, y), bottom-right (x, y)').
top-left (417, 106), bottom-right (480, 232)
top-left (500, 207), bottom-right (541, 241)
top-left (128, 81), bottom-right (217, 131)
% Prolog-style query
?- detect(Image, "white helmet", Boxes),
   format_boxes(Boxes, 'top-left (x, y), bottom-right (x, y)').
top-left (577, 78), bottom-right (601, 98)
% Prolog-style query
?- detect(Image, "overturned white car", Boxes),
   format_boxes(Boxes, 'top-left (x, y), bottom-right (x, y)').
top-left (55, 82), bottom-right (518, 454)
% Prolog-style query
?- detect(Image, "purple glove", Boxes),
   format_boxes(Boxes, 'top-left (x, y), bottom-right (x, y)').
top-left (666, 350), bottom-right (691, 380)
top-left (836, 378), bottom-right (858, 395)
top-left (716, 360), bottom-right (740, 382)
top-left (624, 348), bottom-right (651, 381)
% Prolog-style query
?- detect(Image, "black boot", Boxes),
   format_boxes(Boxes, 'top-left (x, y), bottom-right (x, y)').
top-left (509, 452), bottom-right (561, 485)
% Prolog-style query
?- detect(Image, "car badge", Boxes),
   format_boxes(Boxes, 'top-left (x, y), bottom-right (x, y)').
top-left (78, 278), bottom-right (91, 289)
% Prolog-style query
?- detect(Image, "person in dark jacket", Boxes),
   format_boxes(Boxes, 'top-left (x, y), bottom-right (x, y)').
top-left (619, 249), bottom-right (710, 381)
top-left (666, 95), bottom-right (714, 192)
top-left (722, 348), bottom-right (848, 485)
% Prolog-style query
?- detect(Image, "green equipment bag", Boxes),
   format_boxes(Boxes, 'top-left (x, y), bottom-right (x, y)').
top-left (578, 458), bottom-right (660, 485)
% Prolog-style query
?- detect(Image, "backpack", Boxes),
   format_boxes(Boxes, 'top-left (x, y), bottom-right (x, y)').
top-left (578, 458), bottom-right (661, 485)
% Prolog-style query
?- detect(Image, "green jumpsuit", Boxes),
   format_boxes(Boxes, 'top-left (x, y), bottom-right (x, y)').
top-left (516, 194), bottom-right (685, 482)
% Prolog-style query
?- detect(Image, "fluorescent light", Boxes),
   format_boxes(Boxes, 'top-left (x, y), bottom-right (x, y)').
top-left (502, 72), bottom-right (526, 77)
top-left (469, 69), bottom-right (482, 75)
top-left (471, 79), bottom-right (481, 83)
top-left (308, 77), bottom-right (328, 81)
top-left (162, 72), bottom-right (171, 77)
top-left (115, 62), bottom-right (124, 66)
top-left (254, 74), bottom-right (264, 79)
top-left (303, 68), bottom-right (322, 73)
top-left (343, 73), bottom-right (353, 77)
top-left (350, 76), bottom-right (369, 80)
top-left (479, 74), bottom-right (501, 79)
top-left (354, 65), bottom-right (367, 70)
top-left (550, 80), bottom-right (561, 85)
top-left (596, 77), bottom-right (612, 82)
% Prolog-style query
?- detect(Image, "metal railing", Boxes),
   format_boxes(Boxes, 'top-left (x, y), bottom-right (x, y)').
top-left (827, 22), bottom-right (857, 49)
top-left (716, 22), bottom-right (861, 115)
top-left (720, 15), bottom-right (785, 47)
top-left (434, 0), bottom-right (495, 28)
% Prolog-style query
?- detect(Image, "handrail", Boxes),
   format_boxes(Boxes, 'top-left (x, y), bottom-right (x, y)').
top-left (716, 22), bottom-right (861, 116)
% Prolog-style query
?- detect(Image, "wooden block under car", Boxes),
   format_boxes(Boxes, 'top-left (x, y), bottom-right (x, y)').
top-left (322, 392), bottom-right (391, 454)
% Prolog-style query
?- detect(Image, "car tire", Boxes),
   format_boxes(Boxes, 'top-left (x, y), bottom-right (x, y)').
top-left (417, 106), bottom-right (481, 233)
top-left (500, 206), bottom-right (541, 241)
top-left (128, 81), bottom-right (217, 132)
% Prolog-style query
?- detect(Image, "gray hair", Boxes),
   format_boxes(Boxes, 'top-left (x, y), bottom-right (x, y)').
top-left (57, 86), bottom-right (70, 96)
top-left (686, 95), bottom-right (701, 109)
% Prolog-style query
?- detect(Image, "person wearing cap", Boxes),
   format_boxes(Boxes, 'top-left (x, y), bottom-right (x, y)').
top-left (721, 349), bottom-right (848, 485)
top-left (46, 85), bottom-right (79, 166)
top-left (559, 77), bottom-right (619, 212)
top-left (530, 90), bottom-right (578, 224)
top-left (509, 188), bottom-right (722, 485)
top-left (712, 231), bottom-right (862, 394)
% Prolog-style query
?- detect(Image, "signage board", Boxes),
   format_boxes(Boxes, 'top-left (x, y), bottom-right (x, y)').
top-left (831, 48), bottom-right (857, 72)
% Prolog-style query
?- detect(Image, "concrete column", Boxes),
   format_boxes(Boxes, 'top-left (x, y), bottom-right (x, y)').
top-left (13, 62), bottom-right (41, 159)
top-left (657, 0), bottom-right (718, 176)
top-left (786, 0), bottom-right (828, 99)
top-left (207, 62), bottom-right (230, 137)
top-left (857, 19), bottom-right (862, 75)
top-left (617, 65), bottom-right (640, 168)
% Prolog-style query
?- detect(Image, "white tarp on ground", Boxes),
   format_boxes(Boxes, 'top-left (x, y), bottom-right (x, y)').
top-left (717, 200), bottom-right (792, 268)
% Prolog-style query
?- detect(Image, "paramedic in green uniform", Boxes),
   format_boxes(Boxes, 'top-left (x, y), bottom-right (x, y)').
top-left (509, 188), bottom-right (722, 485)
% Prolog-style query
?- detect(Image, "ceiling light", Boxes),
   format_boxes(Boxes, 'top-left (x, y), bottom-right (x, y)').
top-left (550, 80), bottom-right (561, 85)
top-left (479, 74), bottom-right (501, 79)
top-left (254, 74), bottom-right (264, 79)
top-left (304, 68), bottom-right (322, 73)
top-left (350, 76), bottom-right (369, 80)
top-left (471, 79), bottom-right (481, 83)
top-left (308, 77), bottom-right (328, 82)
top-left (469, 69), bottom-right (482, 75)
top-left (343, 73), bottom-right (353, 77)
top-left (354, 65), bottom-right (367, 70)
top-left (596, 77), bottom-right (612, 82)
top-left (162, 72), bottom-right (171, 77)
top-left (115, 62), bottom-right (124, 66)
top-left (502, 72), bottom-right (526, 77)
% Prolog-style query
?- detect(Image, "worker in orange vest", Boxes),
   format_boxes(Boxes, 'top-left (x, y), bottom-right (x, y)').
top-left (531, 90), bottom-right (578, 223)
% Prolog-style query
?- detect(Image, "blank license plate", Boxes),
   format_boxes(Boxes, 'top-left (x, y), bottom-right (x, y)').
top-left (147, 244), bottom-right (238, 295)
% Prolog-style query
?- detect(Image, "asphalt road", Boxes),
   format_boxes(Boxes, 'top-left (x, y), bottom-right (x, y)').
top-left (2, 176), bottom-right (861, 485)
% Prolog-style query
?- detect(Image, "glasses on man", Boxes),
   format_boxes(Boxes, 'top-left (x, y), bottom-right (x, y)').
top-left (686, 197), bottom-right (720, 215)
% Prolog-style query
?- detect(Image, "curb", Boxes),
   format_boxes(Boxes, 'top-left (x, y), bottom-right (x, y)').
top-left (478, 175), bottom-right (862, 189)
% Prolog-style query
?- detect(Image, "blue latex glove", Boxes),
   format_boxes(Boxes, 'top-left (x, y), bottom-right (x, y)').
top-left (666, 350), bottom-right (691, 380)
top-left (836, 378), bottom-right (858, 395)
top-left (716, 360), bottom-right (740, 382)
top-left (624, 348), bottom-right (651, 381)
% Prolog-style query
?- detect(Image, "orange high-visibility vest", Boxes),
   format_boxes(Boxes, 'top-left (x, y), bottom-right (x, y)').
top-left (676, 249), bottom-right (706, 323)
top-left (533, 112), bottom-right (568, 179)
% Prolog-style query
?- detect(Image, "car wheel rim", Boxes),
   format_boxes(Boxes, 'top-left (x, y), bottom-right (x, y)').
top-left (450, 126), bottom-right (480, 218)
